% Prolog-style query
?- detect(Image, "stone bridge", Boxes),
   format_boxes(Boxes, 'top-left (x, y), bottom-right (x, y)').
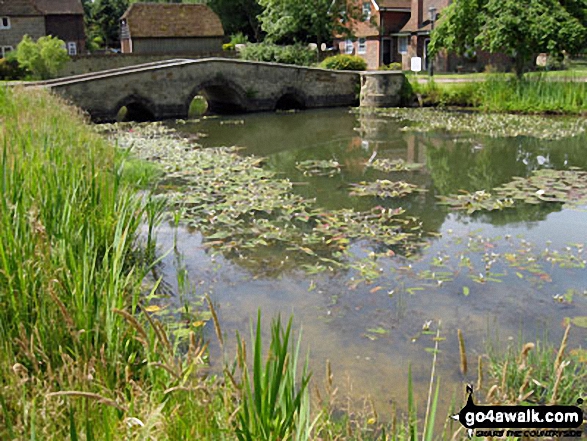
top-left (37, 58), bottom-right (406, 122)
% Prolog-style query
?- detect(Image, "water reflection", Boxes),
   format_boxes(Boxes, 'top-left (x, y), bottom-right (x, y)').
top-left (162, 109), bottom-right (587, 421)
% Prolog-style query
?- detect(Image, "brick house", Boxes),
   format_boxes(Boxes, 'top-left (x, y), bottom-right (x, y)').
top-left (120, 3), bottom-right (224, 55)
top-left (335, 0), bottom-right (411, 70)
top-left (335, 0), bottom-right (511, 72)
top-left (0, 0), bottom-right (85, 58)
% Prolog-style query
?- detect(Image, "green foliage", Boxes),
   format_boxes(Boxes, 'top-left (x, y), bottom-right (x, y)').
top-left (223, 32), bottom-right (250, 51)
top-left (239, 42), bottom-right (317, 66)
top-left (0, 53), bottom-right (27, 80)
top-left (87, 0), bottom-right (129, 48)
top-left (234, 311), bottom-right (313, 440)
top-left (258, 0), bottom-right (358, 47)
top-left (319, 54), bottom-right (367, 71)
top-left (208, 0), bottom-right (264, 42)
top-left (430, 0), bottom-right (587, 76)
top-left (379, 62), bottom-right (402, 71)
top-left (478, 75), bottom-right (587, 113)
top-left (16, 35), bottom-right (69, 80)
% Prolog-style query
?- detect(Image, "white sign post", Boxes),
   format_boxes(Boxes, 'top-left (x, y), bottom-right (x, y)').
top-left (411, 57), bottom-right (422, 73)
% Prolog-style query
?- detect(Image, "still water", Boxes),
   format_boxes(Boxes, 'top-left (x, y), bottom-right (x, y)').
top-left (155, 108), bottom-right (587, 419)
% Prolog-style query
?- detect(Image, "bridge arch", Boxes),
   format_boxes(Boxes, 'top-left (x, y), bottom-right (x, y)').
top-left (274, 87), bottom-right (307, 111)
top-left (186, 78), bottom-right (248, 115)
top-left (115, 94), bottom-right (156, 122)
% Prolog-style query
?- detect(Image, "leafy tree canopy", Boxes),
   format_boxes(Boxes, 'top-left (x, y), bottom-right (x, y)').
top-left (257, 0), bottom-right (359, 48)
top-left (208, 0), bottom-right (263, 42)
top-left (429, 0), bottom-right (587, 76)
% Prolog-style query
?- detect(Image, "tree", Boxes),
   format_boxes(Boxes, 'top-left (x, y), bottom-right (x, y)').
top-left (257, 0), bottom-right (359, 51)
top-left (429, 0), bottom-right (587, 76)
top-left (208, 0), bottom-right (264, 42)
top-left (16, 35), bottom-right (69, 80)
top-left (90, 0), bottom-right (130, 48)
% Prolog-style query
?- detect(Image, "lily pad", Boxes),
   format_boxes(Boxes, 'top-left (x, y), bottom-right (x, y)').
top-left (295, 159), bottom-right (342, 176)
top-left (368, 158), bottom-right (425, 173)
top-left (350, 180), bottom-right (426, 198)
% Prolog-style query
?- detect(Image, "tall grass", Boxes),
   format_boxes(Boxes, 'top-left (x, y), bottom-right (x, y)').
top-left (410, 76), bottom-right (587, 114)
top-left (479, 75), bottom-right (586, 114)
top-left (233, 311), bottom-right (313, 441)
top-left (0, 86), bottom-right (194, 438)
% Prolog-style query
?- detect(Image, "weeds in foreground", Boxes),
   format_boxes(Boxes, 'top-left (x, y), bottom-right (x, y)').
top-left (484, 325), bottom-right (587, 407)
top-left (230, 312), bottom-right (313, 441)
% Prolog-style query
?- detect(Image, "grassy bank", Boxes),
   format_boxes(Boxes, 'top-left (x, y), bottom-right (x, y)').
top-left (0, 86), bottom-right (230, 439)
top-left (410, 76), bottom-right (587, 114)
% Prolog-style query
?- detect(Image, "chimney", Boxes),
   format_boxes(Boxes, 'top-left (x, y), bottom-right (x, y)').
top-left (409, 0), bottom-right (424, 29)
top-left (417, 0), bottom-right (424, 27)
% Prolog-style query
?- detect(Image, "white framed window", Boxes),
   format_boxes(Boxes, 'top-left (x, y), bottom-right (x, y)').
top-left (0, 17), bottom-right (10, 30)
top-left (1, 46), bottom-right (13, 58)
top-left (358, 38), bottom-right (366, 54)
top-left (398, 36), bottom-right (408, 54)
top-left (362, 2), bottom-right (371, 21)
top-left (344, 39), bottom-right (354, 54)
top-left (67, 42), bottom-right (77, 55)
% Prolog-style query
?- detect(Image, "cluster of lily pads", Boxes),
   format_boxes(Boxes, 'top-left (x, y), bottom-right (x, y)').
top-left (295, 159), bottom-right (342, 176)
top-left (367, 108), bottom-right (587, 140)
top-left (437, 168), bottom-right (587, 213)
top-left (104, 122), bottom-right (426, 275)
top-left (367, 158), bottom-right (425, 173)
top-left (349, 179), bottom-right (426, 198)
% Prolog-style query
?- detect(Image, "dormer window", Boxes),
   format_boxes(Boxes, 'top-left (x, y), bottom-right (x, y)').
top-left (362, 2), bottom-right (371, 21)
top-left (0, 17), bottom-right (10, 30)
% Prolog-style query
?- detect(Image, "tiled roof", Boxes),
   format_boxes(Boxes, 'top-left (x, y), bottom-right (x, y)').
top-left (121, 3), bottom-right (224, 38)
top-left (0, 0), bottom-right (40, 15)
top-left (33, 0), bottom-right (83, 15)
top-left (0, 0), bottom-right (83, 16)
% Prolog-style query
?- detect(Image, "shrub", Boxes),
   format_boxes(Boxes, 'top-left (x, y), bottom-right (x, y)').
top-left (379, 62), bottom-right (402, 71)
top-left (239, 42), bottom-right (316, 66)
top-left (319, 54), bottom-right (367, 71)
top-left (223, 32), bottom-right (249, 51)
top-left (0, 53), bottom-right (27, 80)
top-left (16, 34), bottom-right (69, 80)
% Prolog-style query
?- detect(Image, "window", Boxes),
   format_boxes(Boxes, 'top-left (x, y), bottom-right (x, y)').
top-left (1, 46), bottom-right (12, 58)
top-left (344, 39), bottom-right (354, 54)
top-left (398, 36), bottom-right (408, 54)
top-left (67, 42), bottom-right (77, 56)
top-left (0, 17), bottom-right (10, 29)
top-left (362, 2), bottom-right (371, 21)
top-left (358, 38), bottom-right (366, 54)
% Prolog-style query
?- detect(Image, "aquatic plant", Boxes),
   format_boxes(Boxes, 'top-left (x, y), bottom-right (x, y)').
top-left (368, 158), bottom-right (425, 173)
top-left (105, 123), bottom-right (426, 275)
top-left (295, 159), bottom-right (342, 176)
top-left (350, 179), bottom-right (427, 198)
top-left (437, 168), bottom-right (587, 213)
top-left (370, 107), bottom-right (587, 140)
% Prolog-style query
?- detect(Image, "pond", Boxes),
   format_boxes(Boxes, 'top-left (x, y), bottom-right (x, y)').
top-left (122, 108), bottom-right (587, 422)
